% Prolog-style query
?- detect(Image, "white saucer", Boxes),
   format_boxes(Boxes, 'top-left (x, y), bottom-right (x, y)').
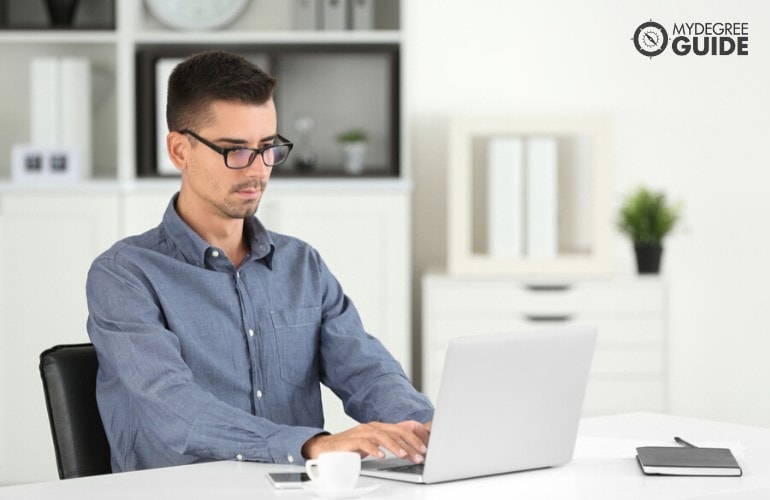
top-left (301, 483), bottom-right (379, 498)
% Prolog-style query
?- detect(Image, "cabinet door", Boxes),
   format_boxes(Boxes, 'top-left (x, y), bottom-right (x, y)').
top-left (0, 192), bottom-right (119, 484)
top-left (121, 187), bottom-right (178, 237)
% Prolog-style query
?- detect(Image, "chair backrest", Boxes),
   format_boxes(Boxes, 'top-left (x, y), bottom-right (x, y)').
top-left (39, 343), bottom-right (112, 479)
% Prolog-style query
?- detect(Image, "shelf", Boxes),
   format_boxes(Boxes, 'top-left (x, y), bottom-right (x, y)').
top-left (0, 177), bottom-right (413, 194)
top-left (131, 30), bottom-right (402, 45)
top-left (0, 30), bottom-right (117, 44)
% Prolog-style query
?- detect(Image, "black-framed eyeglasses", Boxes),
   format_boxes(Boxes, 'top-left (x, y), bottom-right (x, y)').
top-left (180, 129), bottom-right (294, 169)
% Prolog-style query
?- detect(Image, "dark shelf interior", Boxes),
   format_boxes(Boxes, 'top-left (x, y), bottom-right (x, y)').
top-left (136, 43), bottom-right (400, 179)
top-left (0, 0), bottom-right (115, 30)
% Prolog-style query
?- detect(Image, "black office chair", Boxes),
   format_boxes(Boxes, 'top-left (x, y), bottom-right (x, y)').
top-left (39, 343), bottom-right (112, 479)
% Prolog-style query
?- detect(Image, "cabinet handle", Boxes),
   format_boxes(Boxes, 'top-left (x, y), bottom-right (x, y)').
top-left (524, 314), bottom-right (573, 322)
top-left (525, 284), bottom-right (572, 292)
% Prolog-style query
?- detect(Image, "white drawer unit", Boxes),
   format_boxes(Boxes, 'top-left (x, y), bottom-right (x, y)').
top-left (422, 274), bottom-right (667, 416)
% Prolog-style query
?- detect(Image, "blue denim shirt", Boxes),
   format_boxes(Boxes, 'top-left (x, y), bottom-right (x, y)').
top-left (86, 194), bottom-right (433, 472)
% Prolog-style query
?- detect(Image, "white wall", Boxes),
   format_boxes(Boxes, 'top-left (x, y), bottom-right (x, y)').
top-left (405, 0), bottom-right (770, 426)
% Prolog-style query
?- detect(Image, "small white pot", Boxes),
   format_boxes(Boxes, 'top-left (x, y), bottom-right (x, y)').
top-left (340, 141), bottom-right (367, 174)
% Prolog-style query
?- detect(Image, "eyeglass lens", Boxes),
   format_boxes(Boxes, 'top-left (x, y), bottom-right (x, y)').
top-left (227, 143), bottom-right (291, 168)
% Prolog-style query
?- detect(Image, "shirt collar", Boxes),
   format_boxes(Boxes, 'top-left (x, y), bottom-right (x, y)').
top-left (244, 214), bottom-right (275, 269)
top-left (162, 193), bottom-right (275, 270)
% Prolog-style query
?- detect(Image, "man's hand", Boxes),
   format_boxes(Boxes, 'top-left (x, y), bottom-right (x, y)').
top-left (302, 420), bottom-right (431, 463)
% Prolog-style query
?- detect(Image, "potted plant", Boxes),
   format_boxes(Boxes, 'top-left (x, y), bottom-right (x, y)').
top-left (618, 186), bottom-right (681, 274)
top-left (336, 129), bottom-right (368, 174)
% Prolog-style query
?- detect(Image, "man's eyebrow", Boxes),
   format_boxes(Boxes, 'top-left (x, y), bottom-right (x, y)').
top-left (216, 134), bottom-right (278, 145)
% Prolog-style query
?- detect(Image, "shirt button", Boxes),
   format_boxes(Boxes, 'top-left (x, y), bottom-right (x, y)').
top-left (248, 329), bottom-right (255, 337)
top-left (256, 390), bottom-right (263, 399)
top-left (236, 453), bottom-right (244, 461)
top-left (287, 455), bottom-right (295, 463)
top-left (212, 250), bottom-right (220, 258)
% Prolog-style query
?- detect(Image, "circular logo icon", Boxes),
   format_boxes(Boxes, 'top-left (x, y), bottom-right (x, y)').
top-left (633, 21), bottom-right (668, 58)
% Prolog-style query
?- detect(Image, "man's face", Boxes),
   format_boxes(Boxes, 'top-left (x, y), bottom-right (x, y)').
top-left (180, 99), bottom-right (278, 220)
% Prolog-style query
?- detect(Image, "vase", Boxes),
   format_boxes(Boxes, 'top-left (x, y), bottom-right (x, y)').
top-left (634, 244), bottom-right (663, 274)
top-left (341, 141), bottom-right (367, 174)
top-left (45, 0), bottom-right (79, 28)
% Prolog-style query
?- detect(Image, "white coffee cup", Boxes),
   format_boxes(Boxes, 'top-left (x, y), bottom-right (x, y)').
top-left (305, 451), bottom-right (361, 490)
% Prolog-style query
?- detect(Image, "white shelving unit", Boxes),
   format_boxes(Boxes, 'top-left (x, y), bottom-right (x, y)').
top-left (0, 0), bottom-right (404, 181)
top-left (0, 0), bottom-right (411, 485)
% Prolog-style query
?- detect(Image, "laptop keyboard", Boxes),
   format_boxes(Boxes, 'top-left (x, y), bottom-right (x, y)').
top-left (384, 463), bottom-right (425, 475)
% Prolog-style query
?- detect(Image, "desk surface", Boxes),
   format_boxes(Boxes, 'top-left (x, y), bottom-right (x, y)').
top-left (3, 413), bottom-right (770, 500)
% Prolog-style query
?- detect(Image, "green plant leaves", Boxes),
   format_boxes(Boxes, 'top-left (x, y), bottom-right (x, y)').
top-left (618, 186), bottom-right (680, 245)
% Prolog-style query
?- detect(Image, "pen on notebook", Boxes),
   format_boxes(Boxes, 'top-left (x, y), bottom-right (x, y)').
top-left (674, 436), bottom-right (698, 448)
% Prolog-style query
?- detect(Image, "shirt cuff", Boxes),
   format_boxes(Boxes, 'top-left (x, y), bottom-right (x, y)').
top-left (405, 408), bottom-right (435, 424)
top-left (267, 426), bottom-right (327, 465)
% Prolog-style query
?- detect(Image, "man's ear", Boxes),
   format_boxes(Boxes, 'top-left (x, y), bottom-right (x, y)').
top-left (166, 131), bottom-right (188, 173)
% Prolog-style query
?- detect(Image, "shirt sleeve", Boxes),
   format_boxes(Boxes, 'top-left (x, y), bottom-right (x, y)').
top-left (87, 254), bottom-right (324, 469)
top-left (315, 256), bottom-right (435, 425)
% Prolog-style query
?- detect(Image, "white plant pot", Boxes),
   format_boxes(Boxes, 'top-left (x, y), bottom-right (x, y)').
top-left (341, 141), bottom-right (367, 174)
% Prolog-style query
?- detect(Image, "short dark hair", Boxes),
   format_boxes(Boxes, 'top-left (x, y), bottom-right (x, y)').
top-left (166, 50), bottom-right (277, 132)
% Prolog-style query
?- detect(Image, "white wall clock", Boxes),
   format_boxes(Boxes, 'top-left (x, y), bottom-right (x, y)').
top-left (145, 0), bottom-right (251, 31)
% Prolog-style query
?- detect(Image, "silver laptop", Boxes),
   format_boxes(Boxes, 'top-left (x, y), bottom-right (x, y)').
top-left (360, 325), bottom-right (597, 484)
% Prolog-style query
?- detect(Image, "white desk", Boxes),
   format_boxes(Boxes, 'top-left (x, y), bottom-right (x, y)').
top-left (2, 413), bottom-right (770, 499)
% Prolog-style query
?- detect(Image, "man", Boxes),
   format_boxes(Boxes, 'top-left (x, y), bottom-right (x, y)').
top-left (86, 50), bottom-right (433, 473)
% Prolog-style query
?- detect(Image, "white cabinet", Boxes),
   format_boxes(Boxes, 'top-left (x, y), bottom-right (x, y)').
top-left (0, 189), bottom-right (119, 485)
top-left (422, 274), bottom-right (667, 416)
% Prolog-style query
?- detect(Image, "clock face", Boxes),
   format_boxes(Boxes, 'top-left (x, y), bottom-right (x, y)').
top-left (145, 0), bottom-right (251, 31)
top-left (633, 21), bottom-right (668, 58)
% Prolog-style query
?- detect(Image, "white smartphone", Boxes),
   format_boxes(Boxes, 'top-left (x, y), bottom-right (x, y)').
top-left (266, 472), bottom-right (311, 489)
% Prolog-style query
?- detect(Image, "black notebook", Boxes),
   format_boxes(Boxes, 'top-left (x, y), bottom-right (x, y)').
top-left (636, 446), bottom-right (742, 476)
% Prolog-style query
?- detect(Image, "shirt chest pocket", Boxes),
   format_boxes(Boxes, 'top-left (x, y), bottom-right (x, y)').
top-left (270, 307), bottom-right (322, 387)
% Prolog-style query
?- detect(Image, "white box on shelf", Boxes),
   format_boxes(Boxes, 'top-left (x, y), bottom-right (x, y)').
top-left (322, 0), bottom-right (347, 30)
top-left (487, 137), bottom-right (524, 258)
top-left (293, 0), bottom-right (320, 30)
top-left (525, 137), bottom-right (558, 258)
top-left (350, 0), bottom-right (374, 30)
top-left (155, 57), bottom-right (184, 176)
top-left (11, 144), bottom-right (81, 184)
top-left (30, 57), bottom-right (62, 147)
top-left (61, 57), bottom-right (92, 179)
top-left (28, 56), bottom-right (92, 179)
